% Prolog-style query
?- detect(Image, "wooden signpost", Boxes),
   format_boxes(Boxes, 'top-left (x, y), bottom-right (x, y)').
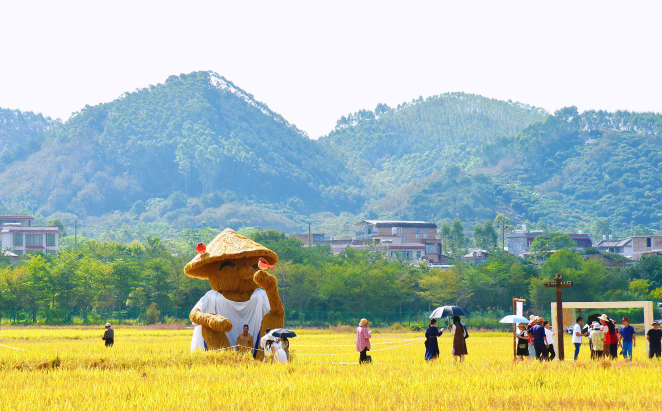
top-left (544, 274), bottom-right (573, 360)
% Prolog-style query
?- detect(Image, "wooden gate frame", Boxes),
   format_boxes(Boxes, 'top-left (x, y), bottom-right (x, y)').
top-left (551, 301), bottom-right (655, 357)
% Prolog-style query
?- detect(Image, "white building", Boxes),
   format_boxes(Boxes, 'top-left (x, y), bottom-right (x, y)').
top-left (0, 216), bottom-right (61, 257)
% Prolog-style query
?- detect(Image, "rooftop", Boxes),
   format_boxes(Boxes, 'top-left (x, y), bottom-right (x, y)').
top-left (1, 226), bottom-right (60, 233)
top-left (0, 216), bottom-right (34, 220)
top-left (358, 220), bottom-right (437, 229)
top-left (597, 239), bottom-right (632, 248)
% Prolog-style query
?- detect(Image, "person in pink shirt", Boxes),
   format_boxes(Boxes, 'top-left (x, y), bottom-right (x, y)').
top-left (356, 318), bottom-right (372, 364)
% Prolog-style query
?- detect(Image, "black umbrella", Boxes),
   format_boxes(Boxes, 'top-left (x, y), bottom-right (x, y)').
top-left (270, 328), bottom-right (297, 338)
top-left (429, 305), bottom-right (469, 319)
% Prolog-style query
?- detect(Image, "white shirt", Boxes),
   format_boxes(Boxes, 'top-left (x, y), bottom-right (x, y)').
top-left (572, 323), bottom-right (583, 343)
top-left (190, 288), bottom-right (271, 352)
top-left (544, 328), bottom-right (554, 345)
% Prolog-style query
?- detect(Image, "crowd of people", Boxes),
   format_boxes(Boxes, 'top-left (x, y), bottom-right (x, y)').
top-left (514, 314), bottom-right (662, 362)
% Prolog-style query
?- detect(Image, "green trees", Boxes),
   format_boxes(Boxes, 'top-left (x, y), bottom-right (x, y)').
top-left (473, 220), bottom-right (498, 250)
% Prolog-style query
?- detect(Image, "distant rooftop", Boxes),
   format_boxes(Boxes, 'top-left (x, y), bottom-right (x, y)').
top-left (358, 220), bottom-right (437, 228)
top-left (0, 216), bottom-right (34, 220)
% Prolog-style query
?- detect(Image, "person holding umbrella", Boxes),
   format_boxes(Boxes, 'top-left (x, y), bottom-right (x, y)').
top-left (514, 323), bottom-right (531, 363)
top-left (424, 318), bottom-right (444, 360)
top-left (450, 316), bottom-right (468, 363)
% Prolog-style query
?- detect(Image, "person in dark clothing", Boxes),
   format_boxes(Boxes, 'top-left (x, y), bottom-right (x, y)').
top-left (424, 318), bottom-right (444, 360)
top-left (530, 317), bottom-right (549, 361)
top-left (103, 323), bottom-right (114, 347)
top-left (647, 321), bottom-right (662, 359)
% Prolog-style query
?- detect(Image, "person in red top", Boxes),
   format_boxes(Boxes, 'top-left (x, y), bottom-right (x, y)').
top-left (599, 314), bottom-right (618, 359)
top-left (356, 318), bottom-right (372, 364)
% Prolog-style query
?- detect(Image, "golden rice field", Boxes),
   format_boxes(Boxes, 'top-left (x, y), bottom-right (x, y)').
top-left (0, 326), bottom-right (660, 410)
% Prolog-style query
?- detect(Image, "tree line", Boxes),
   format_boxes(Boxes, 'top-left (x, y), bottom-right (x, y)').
top-left (3, 227), bottom-right (660, 325)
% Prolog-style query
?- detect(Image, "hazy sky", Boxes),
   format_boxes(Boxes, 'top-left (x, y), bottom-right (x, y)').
top-left (1, 1), bottom-right (661, 138)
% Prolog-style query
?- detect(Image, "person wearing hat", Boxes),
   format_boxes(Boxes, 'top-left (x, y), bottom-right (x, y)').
top-left (618, 317), bottom-right (636, 362)
top-left (590, 323), bottom-right (604, 360)
top-left (102, 323), bottom-right (114, 347)
top-left (647, 321), bottom-right (662, 359)
top-left (530, 317), bottom-right (549, 361)
top-left (599, 314), bottom-right (618, 359)
top-left (572, 316), bottom-right (588, 361)
top-left (356, 318), bottom-right (372, 364)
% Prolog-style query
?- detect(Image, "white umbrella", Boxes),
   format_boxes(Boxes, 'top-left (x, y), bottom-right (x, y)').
top-left (499, 315), bottom-right (530, 324)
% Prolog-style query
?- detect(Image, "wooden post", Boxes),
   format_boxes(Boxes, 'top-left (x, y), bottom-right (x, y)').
top-left (544, 274), bottom-right (573, 361)
top-left (512, 297), bottom-right (526, 359)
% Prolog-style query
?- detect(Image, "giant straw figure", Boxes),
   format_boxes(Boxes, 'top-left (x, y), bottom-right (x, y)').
top-left (184, 228), bottom-right (283, 359)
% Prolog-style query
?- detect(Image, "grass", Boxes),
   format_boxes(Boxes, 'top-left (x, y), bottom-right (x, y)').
top-left (0, 326), bottom-right (660, 410)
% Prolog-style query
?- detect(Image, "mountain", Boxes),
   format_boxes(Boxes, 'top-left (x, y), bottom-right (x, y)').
top-left (0, 108), bottom-right (52, 166)
top-left (367, 107), bottom-right (662, 232)
top-left (2, 72), bottom-right (662, 237)
top-left (320, 93), bottom-right (547, 195)
top-left (0, 72), bottom-right (360, 226)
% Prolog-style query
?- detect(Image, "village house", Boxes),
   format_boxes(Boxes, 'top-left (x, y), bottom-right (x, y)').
top-left (0, 216), bottom-right (61, 257)
top-left (462, 249), bottom-right (490, 264)
top-left (506, 229), bottom-right (594, 257)
top-left (290, 220), bottom-right (444, 264)
top-left (596, 237), bottom-right (633, 259)
top-left (631, 235), bottom-right (662, 260)
top-left (355, 220), bottom-right (443, 263)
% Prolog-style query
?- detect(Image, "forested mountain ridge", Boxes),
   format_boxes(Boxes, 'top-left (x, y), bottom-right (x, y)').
top-left (0, 71), bottom-right (361, 224)
top-left (0, 108), bottom-right (52, 166)
top-left (320, 93), bottom-right (548, 195)
top-left (368, 107), bottom-right (662, 233)
top-left (2, 71), bottom-right (662, 237)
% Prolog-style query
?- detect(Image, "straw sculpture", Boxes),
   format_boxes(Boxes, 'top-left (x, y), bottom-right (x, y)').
top-left (185, 229), bottom-right (284, 359)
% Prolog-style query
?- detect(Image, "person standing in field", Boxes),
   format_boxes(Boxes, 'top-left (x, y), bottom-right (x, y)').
top-left (356, 318), bottom-right (372, 364)
top-left (280, 337), bottom-right (290, 361)
top-left (572, 317), bottom-right (587, 360)
top-left (647, 321), bottom-right (662, 359)
top-left (103, 323), bottom-right (114, 347)
top-left (599, 315), bottom-right (618, 359)
top-left (590, 323), bottom-right (604, 360)
top-left (514, 323), bottom-right (531, 363)
top-left (530, 317), bottom-right (548, 361)
top-left (618, 317), bottom-right (636, 362)
top-left (236, 324), bottom-right (254, 354)
top-left (527, 315), bottom-right (537, 358)
top-left (450, 316), bottom-right (468, 363)
top-left (424, 318), bottom-right (443, 360)
top-left (543, 321), bottom-right (555, 361)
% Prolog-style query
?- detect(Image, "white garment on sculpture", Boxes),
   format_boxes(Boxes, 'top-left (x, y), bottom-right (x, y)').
top-left (190, 288), bottom-right (271, 352)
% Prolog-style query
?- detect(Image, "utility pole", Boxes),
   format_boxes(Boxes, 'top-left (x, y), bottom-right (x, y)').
top-left (308, 221), bottom-right (311, 247)
top-left (74, 220), bottom-right (78, 251)
top-left (544, 274), bottom-right (573, 360)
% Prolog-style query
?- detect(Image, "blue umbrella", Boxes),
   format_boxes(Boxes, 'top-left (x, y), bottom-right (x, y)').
top-left (499, 315), bottom-right (530, 324)
top-left (429, 305), bottom-right (469, 319)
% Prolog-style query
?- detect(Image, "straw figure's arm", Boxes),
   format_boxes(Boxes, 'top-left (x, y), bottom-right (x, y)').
top-left (189, 308), bottom-right (232, 350)
top-left (254, 269), bottom-right (285, 359)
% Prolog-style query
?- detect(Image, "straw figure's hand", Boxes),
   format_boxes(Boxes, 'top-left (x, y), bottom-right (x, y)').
top-left (254, 269), bottom-right (278, 292)
top-left (208, 314), bottom-right (233, 333)
top-left (189, 308), bottom-right (232, 332)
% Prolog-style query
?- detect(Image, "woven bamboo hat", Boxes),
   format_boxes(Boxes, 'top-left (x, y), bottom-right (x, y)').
top-left (184, 228), bottom-right (278, 279)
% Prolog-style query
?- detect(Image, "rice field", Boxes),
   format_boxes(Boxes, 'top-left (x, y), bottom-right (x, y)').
top-left (0, 326), bottom-right (660, 410)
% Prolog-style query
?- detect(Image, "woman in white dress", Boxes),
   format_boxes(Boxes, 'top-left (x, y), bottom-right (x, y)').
top-left (265, 339), bottom-right (287, 363)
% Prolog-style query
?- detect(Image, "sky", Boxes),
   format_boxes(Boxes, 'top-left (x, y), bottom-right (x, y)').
top-left (1, 1), bottom-right (661, 139)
